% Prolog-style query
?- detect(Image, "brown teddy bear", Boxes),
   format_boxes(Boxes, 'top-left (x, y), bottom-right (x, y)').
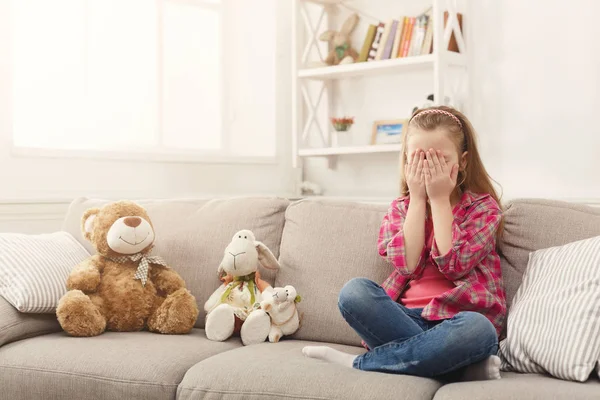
top-left (56, 201), bottom-right (198, 337)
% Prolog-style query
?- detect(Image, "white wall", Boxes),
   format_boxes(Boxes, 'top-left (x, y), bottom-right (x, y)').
top-left (302, 0), bottom-right (600, 203)
top-left (3, 1), bottom-right (600, 234)
top-left (469, 0), bottom-right (600, 201)
top-left (0, 0), bottom-right (294, 204)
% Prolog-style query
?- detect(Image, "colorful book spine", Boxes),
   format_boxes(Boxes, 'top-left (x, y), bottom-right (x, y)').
top-left (391, 17), bottom-right (405, 58)
top-left (381, 20), bottom-right (398, 60)
top-left (411, 15), bottom-right (428, 56)
top-left (407, 17), bottom-right (419, 56)
top-left (375, 20), bottom-right (393, 60)
top-left (420, 16), bottom-right (429, 54)
top-left (421, 14), bottom-right (434, 55)
top-left (358, 24), bottom-right (377, 62)
top-left (367, 23), bottom-right (385, 61)
top-left (400, 17), bottom-right (415, 57)
top-left (396, 17), bottom-right (409, 57)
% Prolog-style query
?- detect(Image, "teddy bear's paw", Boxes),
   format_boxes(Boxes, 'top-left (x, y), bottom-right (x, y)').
top-left (148, 288), bottom-right (199, 334)
top-left (241, 309), bottom-right (270, 346)
top-left (205, 303), bottom-right (235, 341)
top-left (56, 290), bottom-right (106, 337)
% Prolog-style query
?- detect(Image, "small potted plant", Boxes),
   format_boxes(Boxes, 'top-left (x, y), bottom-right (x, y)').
top-left (331, 116), bottom-right (354, 132)
top-left (330, 116), bottom-right (354, 147)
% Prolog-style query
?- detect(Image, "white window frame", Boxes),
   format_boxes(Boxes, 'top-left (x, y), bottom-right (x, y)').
top-left (8, 0), bottom-right (278, 165)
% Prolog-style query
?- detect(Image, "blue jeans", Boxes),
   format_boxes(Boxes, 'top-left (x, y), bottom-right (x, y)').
top-left (339, 277), bottom-right (498, 377)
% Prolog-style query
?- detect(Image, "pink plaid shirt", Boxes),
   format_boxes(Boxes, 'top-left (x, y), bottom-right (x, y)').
top-left (378, 191), bottom-right (506, 336)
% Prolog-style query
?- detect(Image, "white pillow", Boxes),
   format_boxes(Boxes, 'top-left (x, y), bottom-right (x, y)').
top-left (499, 235), bottom-right (600, 382)
top-left (0, 231), bottom-right (90, 313)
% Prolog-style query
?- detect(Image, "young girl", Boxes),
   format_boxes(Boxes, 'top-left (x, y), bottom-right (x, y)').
top-left (303, 106), bottom-right (506, 380)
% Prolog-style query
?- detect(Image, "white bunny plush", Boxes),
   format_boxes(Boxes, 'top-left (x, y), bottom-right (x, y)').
top-left (204, 230), bottom-right (280, 345)
top-left (260, 285), bottom-right (301, 343)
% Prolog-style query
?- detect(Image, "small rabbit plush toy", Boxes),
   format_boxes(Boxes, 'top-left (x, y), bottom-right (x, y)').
top-left (260, 285), bottom-right (301, 343)
top-left (319, 13), bottom-right (360, 66)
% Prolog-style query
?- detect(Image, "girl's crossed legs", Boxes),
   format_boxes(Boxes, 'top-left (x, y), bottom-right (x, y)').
top-left (303, 278), bottom-right (501, 380)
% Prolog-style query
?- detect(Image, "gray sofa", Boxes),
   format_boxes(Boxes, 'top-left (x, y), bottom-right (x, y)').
top-left (1, 196), bottom-right (600, 400)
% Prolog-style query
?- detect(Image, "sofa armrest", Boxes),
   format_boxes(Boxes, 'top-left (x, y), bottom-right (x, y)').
top-left (0, 296), bottom-right (61, 348)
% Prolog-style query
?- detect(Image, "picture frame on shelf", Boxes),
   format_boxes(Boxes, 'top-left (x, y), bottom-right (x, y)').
top-left (371, 119), bottom-right (407, 145)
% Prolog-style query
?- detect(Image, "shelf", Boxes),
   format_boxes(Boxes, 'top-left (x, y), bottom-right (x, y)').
top-left (298, 52), bottom-right (466, 80)
top-left (298, 144), bottom-right (402, 157)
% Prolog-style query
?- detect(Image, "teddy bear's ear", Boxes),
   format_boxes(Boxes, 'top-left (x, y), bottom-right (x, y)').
top-left (81, 208), bottom-right (100, 242)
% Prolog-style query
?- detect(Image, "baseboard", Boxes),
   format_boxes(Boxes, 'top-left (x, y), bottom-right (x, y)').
top-left (0, 200), bottom-right (71, 233)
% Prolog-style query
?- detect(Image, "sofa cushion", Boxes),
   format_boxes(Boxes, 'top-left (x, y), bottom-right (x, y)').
top-left (0, 231), bottom-right (90, 313)
top-left (0, 296), bottom-right (61, 347)
top-left (0, 330), bottom-right (240, 400)
top-left (499, 199), bottom-right (600, 310)
top-left (432, 371), bottom-right (600, 400)
top-left (276, 199), bottom-right (392, 346)
top-left (499, 235), bottom-right (600, 382)
top-left (63, 197), bottom-right (289, 328)
top-left (177, 340), bottom-right (443, 400)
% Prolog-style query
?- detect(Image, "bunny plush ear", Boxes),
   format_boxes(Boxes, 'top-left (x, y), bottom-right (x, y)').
top-left (319, 30), bottom-right (336, 42)
top-left (340, 13), bottom-right (359, 36)
top-left (255, 241), bottom-right (281, 271)
top-left (81, 208), bottom-right (100, 242)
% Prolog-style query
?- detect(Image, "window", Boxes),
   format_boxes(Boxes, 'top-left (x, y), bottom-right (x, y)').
top-left (10, 0), bottom-right (276, 159)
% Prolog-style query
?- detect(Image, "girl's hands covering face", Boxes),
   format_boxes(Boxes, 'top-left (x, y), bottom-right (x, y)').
top-left (423, 149), bottom-right (459, 201)
top-left (405, 149), bottom-right (426, 202)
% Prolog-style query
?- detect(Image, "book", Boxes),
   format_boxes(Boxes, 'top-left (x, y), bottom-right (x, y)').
top-left (421, 14), bottom-right (434, 55)
top-left (400, 17), bottom-right (415, 57)
top-left (407, 16), bottom-right (420, 56)
top-left (375, 20), bottom-right (393, 60)
top-left (358, 24), bottom-right (377, 62)
top-left (396, 16), bottom-right (409, 57)
top-left (381, 20), bottom-right (398, 60)
top-left (410, 15), bottom-right (428, 56)
top-left (367, 22), bottom-right (385, 61)
top-left (443, 11), bottom-right (463, 52)
top-left (420, 16), bottom-right (430, 53)
top-left (391, 17), bottom-right (405, 58)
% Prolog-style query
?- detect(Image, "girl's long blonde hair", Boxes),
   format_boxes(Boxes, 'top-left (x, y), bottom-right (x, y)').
top-left (400, 106), bottom-right (503, 238)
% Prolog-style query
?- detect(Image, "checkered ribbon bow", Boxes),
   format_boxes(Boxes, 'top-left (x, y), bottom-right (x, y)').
top-left (110, 254), bottom-right (168, 287)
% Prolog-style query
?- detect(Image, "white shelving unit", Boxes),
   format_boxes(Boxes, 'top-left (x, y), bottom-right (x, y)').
top-left (298, 52), bottom-right (466, 80)
top-left (292, 0), bottom-right (468, 194)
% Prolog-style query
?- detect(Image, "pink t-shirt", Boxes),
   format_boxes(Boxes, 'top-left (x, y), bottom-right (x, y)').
top-left (401, 265), bottom-right (455, 309)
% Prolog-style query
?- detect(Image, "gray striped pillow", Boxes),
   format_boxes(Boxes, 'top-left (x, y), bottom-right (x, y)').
top-left (499, 235), bottom-right (600, 382)
top-left (0, 232), bottom-right (90, 313)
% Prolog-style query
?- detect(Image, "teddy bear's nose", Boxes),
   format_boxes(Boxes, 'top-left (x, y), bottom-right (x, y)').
top-left (123, 217), bottom-right (142, 228)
